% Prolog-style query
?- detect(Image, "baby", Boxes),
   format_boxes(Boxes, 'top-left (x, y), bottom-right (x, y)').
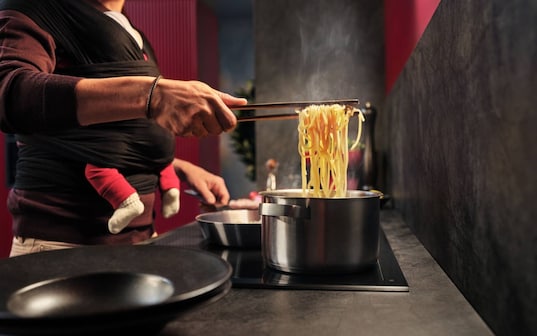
top-left (85, 162), bottom-right (180, 234)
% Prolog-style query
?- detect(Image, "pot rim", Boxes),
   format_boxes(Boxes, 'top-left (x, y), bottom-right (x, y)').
top-left (259, 188), bottom-right (382, 200)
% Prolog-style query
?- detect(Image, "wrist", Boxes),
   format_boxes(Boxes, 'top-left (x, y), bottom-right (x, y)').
top-left (146, 75), bottom-right (162, 119)
top-left (172, 158), bottom-right (189, 180)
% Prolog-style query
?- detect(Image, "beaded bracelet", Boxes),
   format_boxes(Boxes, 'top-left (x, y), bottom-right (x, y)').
top-left (146, 75), bottom-right (162, 118)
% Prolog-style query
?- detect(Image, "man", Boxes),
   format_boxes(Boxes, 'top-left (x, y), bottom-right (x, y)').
top-left (0, 0), bottom-right (247, 255)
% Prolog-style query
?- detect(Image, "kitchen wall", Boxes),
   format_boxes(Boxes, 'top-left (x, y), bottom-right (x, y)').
top-left (253, 0), bottom-right (385, 191)
top-left (378, 0), bottom-right (536, 335)
top-left (254, 0), bottom-right (536, 334)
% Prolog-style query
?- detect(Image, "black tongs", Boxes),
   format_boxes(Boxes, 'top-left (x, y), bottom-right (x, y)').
top-left (229, 99), bottom-right (360, 122)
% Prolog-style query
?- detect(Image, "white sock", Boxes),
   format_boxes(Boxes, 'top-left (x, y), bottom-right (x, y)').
top-left (108, 193), bottom-right (144, 234)
top-left (161, 188), bottom-right (180, 218)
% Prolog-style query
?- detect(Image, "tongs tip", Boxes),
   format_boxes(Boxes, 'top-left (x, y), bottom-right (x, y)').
top-left (232, 99), bottom-right (360, 122)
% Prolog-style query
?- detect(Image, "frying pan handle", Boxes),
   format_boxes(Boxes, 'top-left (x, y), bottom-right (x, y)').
top-left (259, 203), bottom-right (310, 219)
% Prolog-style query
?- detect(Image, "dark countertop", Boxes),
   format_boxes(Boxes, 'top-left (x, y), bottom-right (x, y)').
top-left (150, 210), bottom-right (493, 336)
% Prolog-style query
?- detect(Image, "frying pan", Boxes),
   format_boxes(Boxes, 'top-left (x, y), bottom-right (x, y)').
top-left (196, 209), bottom-right (261, 249)
top-left (7, 272), bottom-right (175, 318)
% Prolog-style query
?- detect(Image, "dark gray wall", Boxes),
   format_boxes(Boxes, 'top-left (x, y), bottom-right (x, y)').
top-left (201, 0), bottom-right (256, 199)
top-left (217, 10), bottom-right (256, 199)
top-left (378, 1), bottom-right (536, 335)
top-left (254, 0), bottom-right (385, 190)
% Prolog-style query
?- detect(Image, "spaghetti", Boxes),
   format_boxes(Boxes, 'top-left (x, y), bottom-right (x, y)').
top-left (297, 104), bottom-right (365, 198)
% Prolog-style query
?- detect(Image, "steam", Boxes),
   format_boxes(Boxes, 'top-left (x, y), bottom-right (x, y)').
top-left (296, 9), bottom-right (356, 100)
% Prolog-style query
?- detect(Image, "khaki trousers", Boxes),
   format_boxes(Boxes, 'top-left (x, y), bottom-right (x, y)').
top-left (9, 236), bottom-right (81, 257)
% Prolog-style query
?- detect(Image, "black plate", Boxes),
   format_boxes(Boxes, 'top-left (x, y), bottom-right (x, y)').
top-left (0, 245), bottom-right (232, 335)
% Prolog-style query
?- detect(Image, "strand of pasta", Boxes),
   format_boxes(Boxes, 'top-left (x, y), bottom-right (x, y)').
top-left (298, 104), bottom-right (365, 198)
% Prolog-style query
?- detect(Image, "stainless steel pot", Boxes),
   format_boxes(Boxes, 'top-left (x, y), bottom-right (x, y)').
top-left (259, 189), bottom-right (380, 274)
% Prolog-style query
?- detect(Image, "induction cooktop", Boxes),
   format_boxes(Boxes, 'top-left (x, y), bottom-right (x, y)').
top-left (151, 224), bottom-right (408, 292)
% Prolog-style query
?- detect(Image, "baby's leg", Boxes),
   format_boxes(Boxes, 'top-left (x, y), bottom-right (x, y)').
top-left (108, 194), bottom-right (144, 233)
top-left (159, 163), bottom-right (180, 218)
top-left (85, 164), bottom-right (144, 233)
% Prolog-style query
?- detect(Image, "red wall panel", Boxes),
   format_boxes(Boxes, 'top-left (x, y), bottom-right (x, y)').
top-left (126, 0), bottom-right (198, 80)
top-left (384, 0), bottom-right (440, 93)
top-left (196, 1), bottom-right (220, 176)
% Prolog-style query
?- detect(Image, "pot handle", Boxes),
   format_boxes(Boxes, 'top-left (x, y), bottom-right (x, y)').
top-left (259, 203), bottom-right (310, 219)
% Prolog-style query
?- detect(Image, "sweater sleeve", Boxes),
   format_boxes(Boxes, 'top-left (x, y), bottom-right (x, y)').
top-left (0, 10), bottom-right (82, 134)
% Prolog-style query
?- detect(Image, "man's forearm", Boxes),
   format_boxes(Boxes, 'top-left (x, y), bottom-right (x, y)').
top-left (76, 76), bottom-right (154, 126)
